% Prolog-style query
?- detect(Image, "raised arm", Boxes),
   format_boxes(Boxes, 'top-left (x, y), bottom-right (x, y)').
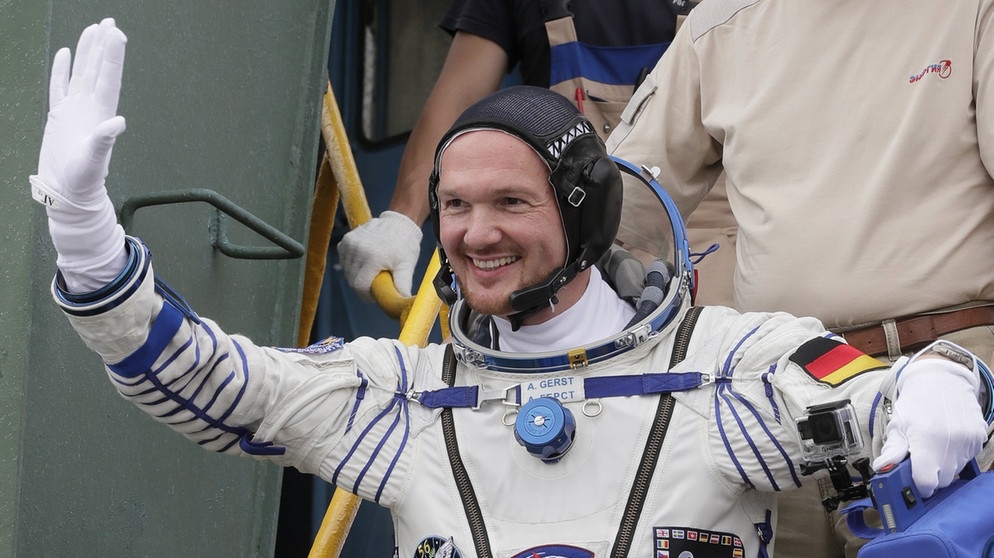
top-left (31, 18), bottom-right (129, 294)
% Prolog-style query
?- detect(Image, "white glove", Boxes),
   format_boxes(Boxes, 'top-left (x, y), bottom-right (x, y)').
top-left (873, 352), bottom-right (987, 497)
top-left (338, 211), bottom-right (423, 301)
top-left (31, 19), bottom-right (128, 293)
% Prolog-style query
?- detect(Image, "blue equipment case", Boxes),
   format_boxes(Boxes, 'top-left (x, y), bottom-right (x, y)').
top-left (843, 458), bottom-right (994, 557)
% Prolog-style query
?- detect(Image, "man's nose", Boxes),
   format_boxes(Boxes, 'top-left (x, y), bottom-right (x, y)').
top-left (463, 208), bottom-right (503, 246)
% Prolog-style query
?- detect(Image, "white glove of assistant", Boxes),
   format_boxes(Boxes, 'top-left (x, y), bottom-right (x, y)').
top-left (31, 18), bottom-right (128, 293)
top-left (873, 348), bottom-right (988, 497)
top-left (338, 211), bottom-right (423, 301)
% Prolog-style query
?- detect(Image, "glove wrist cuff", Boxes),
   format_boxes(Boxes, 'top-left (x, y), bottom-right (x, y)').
top-left (912, 340), bottom-right (976, 369)
top-left (382, 210), bottom-right (424, 240)
top-left (31, 175), bottom-right (108, 213)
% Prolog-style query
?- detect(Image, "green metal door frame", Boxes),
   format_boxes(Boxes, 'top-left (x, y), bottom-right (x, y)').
top-left (0, 2), bottom-right (334, 556)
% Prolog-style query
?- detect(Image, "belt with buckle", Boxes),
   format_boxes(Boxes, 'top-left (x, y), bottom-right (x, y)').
top-left (838, 306), bottom-right (994, 357)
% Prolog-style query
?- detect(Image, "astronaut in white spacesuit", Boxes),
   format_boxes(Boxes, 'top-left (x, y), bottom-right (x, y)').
top-left (30, 20), bottom-right (994, 558)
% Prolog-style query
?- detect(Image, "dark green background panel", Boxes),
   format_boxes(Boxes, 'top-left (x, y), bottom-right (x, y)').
top-left (0, 2), bottom-right (333, 556)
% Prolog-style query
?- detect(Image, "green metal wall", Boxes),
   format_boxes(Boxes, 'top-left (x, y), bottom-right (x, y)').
top-left (0, 2), bottom-right (333, 556)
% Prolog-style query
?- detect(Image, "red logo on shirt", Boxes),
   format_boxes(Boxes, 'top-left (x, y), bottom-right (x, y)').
top-left (909, 60), bottom-right (952, 83)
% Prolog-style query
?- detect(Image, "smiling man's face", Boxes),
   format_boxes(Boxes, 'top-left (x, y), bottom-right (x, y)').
top-left (436, 129), bottom-right (568, 319)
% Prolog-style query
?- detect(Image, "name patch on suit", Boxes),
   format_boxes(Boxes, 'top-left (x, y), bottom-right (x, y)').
top-left (790, 337), bottom-right (888, 386)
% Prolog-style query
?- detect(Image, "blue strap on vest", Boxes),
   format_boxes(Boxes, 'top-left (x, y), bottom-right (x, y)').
top-left (416, 371), bottom-right (714, 409)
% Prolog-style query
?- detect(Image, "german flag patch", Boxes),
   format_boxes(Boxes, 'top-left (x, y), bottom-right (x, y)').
top-left (790, 337), bottom-right (888, 386)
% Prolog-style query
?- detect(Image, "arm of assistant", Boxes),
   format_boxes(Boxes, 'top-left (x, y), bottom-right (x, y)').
top-left (337, 31), bottom-right (507, 300)
top-left (605, 13), bottom-right (722, 220)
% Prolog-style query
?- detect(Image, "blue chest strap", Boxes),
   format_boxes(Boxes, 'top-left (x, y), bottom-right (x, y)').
top-left (415, 371), bottom-right (714, 410)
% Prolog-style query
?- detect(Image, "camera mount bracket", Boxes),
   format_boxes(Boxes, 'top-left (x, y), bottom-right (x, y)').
top-left (801, 455), bottom-right (874, 511)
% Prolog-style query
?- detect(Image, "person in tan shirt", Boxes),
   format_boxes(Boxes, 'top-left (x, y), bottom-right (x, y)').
top-left (608, 0), bottom-right (994, 556)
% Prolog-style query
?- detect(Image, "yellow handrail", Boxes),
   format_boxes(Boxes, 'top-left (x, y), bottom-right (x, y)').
top-left (302, 82), bottom-right (444, 558)
top-left (320, 83), bottom-right (414, 320)
top-left (307, 255), bottom-right (442, 558)
top-left (296, 152), bottom-right (339, 347)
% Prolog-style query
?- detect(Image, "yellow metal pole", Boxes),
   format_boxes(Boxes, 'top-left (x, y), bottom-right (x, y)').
top-left (320, 83), bottom-right (413, 319)
top-left (297, 153), bottom-right (340, 347)
top-left (307, 254), bottom-right (442, 558)
top-left (307, 81), bottom-right (444, 558)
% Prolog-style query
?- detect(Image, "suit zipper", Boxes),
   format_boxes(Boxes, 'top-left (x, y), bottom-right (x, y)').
top-left (610, 306), bottom-right (703, 557)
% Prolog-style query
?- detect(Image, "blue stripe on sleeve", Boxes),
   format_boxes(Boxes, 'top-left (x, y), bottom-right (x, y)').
top-left (719, 387), bottom-right (778, 489)
top-left (108, 299), bottom-right (185, 378)
top-left (720, 386), bottom-right (801, 489)
top-left (715, 394), bottom-right (755, 490)
top-left (376, 397), bottom-right (411, 504)
top-left (332, 396), bottom-right (400, 488)
top-left (346, 371), bottom-right (369, 434)
top-left (868, 391), bottom-right (883, 441)
top-left (333, 346), bottom-right (413, 499)
top-left (355, 410), bottom-right (403, 496)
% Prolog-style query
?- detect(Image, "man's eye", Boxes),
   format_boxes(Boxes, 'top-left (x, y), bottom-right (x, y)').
top-left (504, 197), bottom-right (523, 206)
top-left (444, 199), bottom-right (465, 209)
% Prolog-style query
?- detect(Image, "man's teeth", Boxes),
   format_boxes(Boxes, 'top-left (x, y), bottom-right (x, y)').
top-left (473, 256), bottom-right (519, 270)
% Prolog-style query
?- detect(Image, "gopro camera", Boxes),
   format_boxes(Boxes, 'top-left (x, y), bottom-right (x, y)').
top-left (796, 399), bottom-right (863, 462)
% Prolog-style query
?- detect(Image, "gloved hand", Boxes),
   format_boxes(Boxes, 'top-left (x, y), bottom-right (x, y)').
top-left (338, 210), bottom-right (423, 301)
top-left (873, 353), bottom-right (987, 497)
top-left (31, 18), bottom-right (129, 293)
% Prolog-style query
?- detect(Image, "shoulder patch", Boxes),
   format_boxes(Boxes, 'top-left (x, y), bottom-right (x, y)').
top-left (275, 335), bottom-right (345, 355)
top-left (790, 337), bottom-right (888, 386)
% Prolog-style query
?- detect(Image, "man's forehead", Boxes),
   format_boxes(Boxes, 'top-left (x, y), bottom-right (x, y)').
top-left (448, 128), bottom-right (534, 156)
top-left (437, 181), bottom-right (550, 203)
top-left (443, 128), bottom-right (530, 155)
top-left (439, 129), bottom-right (549, 174)
top-left (437, 143), bottom-right (553, 204)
